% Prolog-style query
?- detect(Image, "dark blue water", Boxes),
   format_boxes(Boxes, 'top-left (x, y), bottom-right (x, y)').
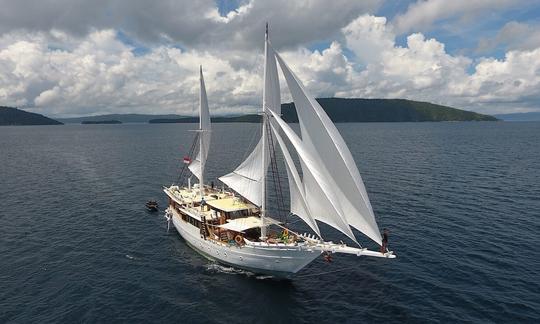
top-left (1, 122), bottom-right (539, 323)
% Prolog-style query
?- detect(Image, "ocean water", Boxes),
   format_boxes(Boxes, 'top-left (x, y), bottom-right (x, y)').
top-left (1, 122), bottom-right (539, 323)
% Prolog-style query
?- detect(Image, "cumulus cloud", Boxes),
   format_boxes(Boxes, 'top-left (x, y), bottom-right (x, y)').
top-left (477, 21), bottom-right (540, 53)
top-left (337, 15), bottom-right (540, 113)
top-left (393, 0), bottom-right (517, 34)
top-left (0, 29), bottom-right (266, 116)
top-left (0, 0), bottom-right (380, 50)
top-left (1, 1), bottom-right (540, 116)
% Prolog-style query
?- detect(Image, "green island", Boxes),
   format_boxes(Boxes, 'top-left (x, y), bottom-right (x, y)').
top-left (149, 98), bottom-right (497, 123)
top-left (2, 98), bottom-right (497, 126)
top-left (0, 106), bottom-right (63, 126)
top-left (281, 98), bottom-right (497, 122)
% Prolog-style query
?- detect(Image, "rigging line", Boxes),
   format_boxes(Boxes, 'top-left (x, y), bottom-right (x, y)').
top-left (266, 117), bottom-right (287, 223)
top-left (176, 131), bottom-right (200, 185)
top-left (238, 115), bottom-right (263, 164)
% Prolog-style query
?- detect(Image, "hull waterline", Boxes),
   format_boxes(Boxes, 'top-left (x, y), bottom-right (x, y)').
top-left (167, 206), bottom-right (322, 278)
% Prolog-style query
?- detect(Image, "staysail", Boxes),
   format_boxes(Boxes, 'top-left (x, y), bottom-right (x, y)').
top-left (269, 112), bottom-right (357, 243)
top-left (219, 28), bottom-right (280, 206)
top-left (188, 66), bottom-right (211, 186)
top-left (270, 124), bottom-right (321, 237)
top-left (274, 53), bottom-right (382, 245)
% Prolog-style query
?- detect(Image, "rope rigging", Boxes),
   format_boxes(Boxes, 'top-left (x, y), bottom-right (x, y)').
top-left (266, 116), bottom-right (288, 224)
top-left (175, 131), bottom-right (200, 186)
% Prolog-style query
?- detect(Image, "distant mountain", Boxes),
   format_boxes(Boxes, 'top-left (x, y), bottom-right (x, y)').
top-left (81, 120), bottom-right (122, 124)
top-left (149, 98), bottom-right (497, 123)
top-left (494, 112), bottom-right (540, 121)
top-left (0, 106), bottom-right (63, 126)
top-left (281, 98), bottom-right (498, 122)
top-left (149, 115), bottom-right (261, 123)
top-left (58, 113), bottom-right (187, 124)
top-left (54, 98), bottom-right (497, 124)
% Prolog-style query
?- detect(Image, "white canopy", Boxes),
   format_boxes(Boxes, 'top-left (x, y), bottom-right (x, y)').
top-left (218, 216), bottom-right (280, 233)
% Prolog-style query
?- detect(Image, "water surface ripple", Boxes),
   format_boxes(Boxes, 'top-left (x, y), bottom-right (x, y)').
top-left (1, 122), bottom-right (539, 323)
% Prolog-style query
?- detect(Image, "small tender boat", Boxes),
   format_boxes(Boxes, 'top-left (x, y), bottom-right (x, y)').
top-left (163, 24), bottom-right (395, 278)
top-left (146, 200), bottom-right (159, 212)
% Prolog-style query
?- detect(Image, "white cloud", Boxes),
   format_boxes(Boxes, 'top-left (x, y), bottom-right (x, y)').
top-left (0, 0), bottom-right (380, 50)
top-left (337, 15), bottom-right (540, 113)
top-left (394, 0), bottom-right (517, 34)
top-left (0, 30), bottom-right (267, 116)
top-left (477, 21), bottom-right (540, 53)
top-left (1, 7), bottom-right (540, 116)
top-left (342, 15), bottom-right (394, 64)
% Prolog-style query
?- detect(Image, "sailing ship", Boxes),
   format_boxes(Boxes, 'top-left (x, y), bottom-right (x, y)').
top-left (163, 25), bottom-right (395, 278)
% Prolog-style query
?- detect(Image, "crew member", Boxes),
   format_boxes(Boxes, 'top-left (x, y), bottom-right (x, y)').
top-left (380, 228), bottom-right (389, 253)
top-left (200, 197), bottom-right (206, 211)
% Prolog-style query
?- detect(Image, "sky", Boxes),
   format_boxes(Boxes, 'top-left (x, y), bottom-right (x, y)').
top-left (1, 0), bottom-right (540, 117)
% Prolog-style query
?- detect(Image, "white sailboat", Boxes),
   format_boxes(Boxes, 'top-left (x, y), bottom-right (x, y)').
top-left (164, 26), bottom-right (395, 278)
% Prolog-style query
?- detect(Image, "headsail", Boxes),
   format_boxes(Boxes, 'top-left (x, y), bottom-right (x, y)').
top-left (274, 53), bottom-right (382, 245)
top-left (268, 111), bottom-right (357, 243)
top-left (188, 66), bottom-right (211, 184)
top-left (219, 29), bottom-right (280, 206)
top-left (270, 123), bottom-right (321, 237)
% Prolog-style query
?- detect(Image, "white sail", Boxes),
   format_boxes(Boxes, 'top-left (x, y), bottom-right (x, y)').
top-left (219, 139), bottom-right (264, 205)
top-left (270, 124), bottom-right (321, 237)
top-left (269, 111), bottom-right (358, 243)
top-left (274, 53), bottom-right (382, 245)
top-left (188, 66), bottom-right (211, 183)
top-left (219, 33), bottom-right (280, 206)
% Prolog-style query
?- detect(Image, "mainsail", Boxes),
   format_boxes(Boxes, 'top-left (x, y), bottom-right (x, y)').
top-left (218, 27), bottom-right (280, 206)
top-left (188, 66), bottom-right (211, 187)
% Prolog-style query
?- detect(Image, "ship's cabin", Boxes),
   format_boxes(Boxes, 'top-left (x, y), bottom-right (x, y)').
top-left (167, 185), bottom-right (295, 245)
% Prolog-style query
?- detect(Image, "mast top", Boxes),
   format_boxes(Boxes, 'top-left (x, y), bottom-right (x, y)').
top-left (265, 22), bottom-right (268, 39)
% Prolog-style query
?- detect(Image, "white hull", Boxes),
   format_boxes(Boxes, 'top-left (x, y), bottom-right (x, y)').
top-left (168, 207), bottom-right (321, 278)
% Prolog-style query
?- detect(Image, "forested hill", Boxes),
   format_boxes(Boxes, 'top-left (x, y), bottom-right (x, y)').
top-left (0, 106), bottom-right (63, 125)
top-left (58, 113), bottom-right (186, 124)
top-left (281, 98), bottom-right (497, 122)
top-left (2, 98), bottom-right (497, 126)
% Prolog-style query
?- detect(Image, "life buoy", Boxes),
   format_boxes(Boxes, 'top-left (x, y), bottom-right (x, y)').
top-left (235, 235), bottom-right (244, 245)
top-left (283, 229), bottom-right (289, 236)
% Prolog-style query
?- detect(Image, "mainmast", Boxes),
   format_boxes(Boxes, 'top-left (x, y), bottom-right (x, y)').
top-left (199, 65), bottom-right (205, 200)
top-left (260, 23), bottom-right (269, 240)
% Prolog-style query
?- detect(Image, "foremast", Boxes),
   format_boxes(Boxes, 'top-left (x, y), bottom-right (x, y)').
top-left (260, 23), bottom-right (270, 240)
top-left (187, 65), bottom-right (211, 198)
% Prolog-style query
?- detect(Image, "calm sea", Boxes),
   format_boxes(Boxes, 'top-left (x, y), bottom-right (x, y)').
top-left (1, 122), bottom-right (539, 323)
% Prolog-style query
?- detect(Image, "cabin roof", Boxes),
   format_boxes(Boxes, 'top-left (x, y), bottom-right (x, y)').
top-left (206, 197), bottom-right (256, 212)
top-left (217, 216), bottom-right (280, 232)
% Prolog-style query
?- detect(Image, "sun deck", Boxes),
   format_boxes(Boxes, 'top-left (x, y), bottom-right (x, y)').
top-left (206, 197), bottom-right (256, 212)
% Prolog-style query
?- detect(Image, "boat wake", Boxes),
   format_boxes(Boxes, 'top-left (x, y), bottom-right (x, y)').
top-left (204, 263), bottom-right (274, 280)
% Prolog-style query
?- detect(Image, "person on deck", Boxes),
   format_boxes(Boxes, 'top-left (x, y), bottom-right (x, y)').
top-left (200, 197), bottom-right (206, 211)
top-left (380, 228), bottom-right (389, 254)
